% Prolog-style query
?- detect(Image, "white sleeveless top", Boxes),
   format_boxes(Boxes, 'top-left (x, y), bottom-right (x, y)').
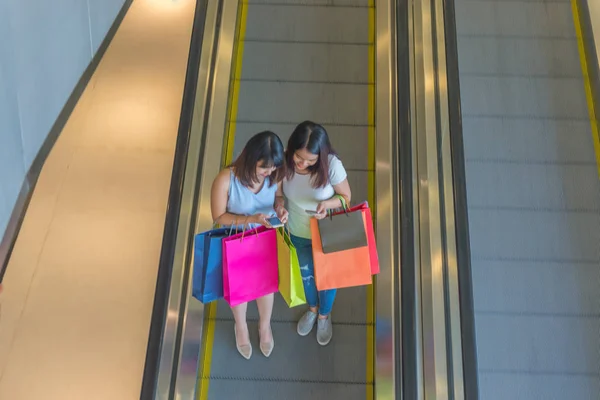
top-left (226, 169), bottom-right (277, 230)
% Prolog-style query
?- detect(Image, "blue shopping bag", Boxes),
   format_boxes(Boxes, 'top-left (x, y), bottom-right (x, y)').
top-left (192, 228), bottom-right (231, 303)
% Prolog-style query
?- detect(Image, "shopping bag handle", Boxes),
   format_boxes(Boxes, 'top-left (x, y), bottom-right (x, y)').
top-left (234, 217), bottom-right (251, 236)
top-left (327, 194), bottom-right (350, 219)
top-left (212, 217), bottom-right (236, 236)
top-left (239, 217), bottom-right (260, 241)
top-left (281, 223), bottom-right (292, 240)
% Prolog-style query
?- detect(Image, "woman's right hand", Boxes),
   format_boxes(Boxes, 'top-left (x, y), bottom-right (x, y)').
top-left (313, 201), bottom-right (329, 220)
top-left (314, 211), bottom-right (328, 220)
top-left (248, 213), bottom-right (271, 227)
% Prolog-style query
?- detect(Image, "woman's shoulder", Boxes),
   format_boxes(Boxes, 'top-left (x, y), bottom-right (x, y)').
top-left (327, 154), bottom-right (345, 172)
top-left (328, 153), bottom-right (341, 164)
top-left (327, 154), bottom-right (347, 184)
top-left (213, 168), bottom-right (232, 189)
top-left (217, 168), bottom-right (232, 181)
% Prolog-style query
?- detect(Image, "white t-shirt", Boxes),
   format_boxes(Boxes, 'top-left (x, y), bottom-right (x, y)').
top-left (283, 154), bottom-right (348, 239)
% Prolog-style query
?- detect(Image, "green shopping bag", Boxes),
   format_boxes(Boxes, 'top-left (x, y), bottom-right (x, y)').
top-left (276, 227), bottom-right (306, 308)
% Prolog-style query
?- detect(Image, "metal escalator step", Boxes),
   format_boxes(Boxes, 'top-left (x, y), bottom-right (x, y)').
top-left (236, 81), bottom-right (368, 126)
top-left (454, 1), bottom-right (575, 39)
top-left (208, 379), bottom-right (367, 400)
top-left (214, 287), bottom-right (369, 325)
top-left (460, 76), bottom-right (588, 119)
top-left (206, 320), bottom-right (368, 384)
top-left (246, 0), bottom-right (370, 7)
top-left (469, 209), bottom-right (600, 261)
top-left (241, 42), bottom-right (369, 84)
top-left (245, 5), bottom-right (370, 44)
top-left (461, 118), bottom-right (594, 165)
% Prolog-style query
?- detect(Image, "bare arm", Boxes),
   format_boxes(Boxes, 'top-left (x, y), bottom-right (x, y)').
top-left (274, 183), bottom-right (288, 223)
top-left (211, 169), bottom-right (269, 226)
top-left (315, 178), bottom-right (352, 218)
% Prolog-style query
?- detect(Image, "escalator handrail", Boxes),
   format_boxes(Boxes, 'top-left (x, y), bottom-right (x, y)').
top-left (395, 0), bottom-right (419, 398)
top-left (140, 2), bottom-right (210, 398)
top-left (442, 0), bottom-right (480, 396)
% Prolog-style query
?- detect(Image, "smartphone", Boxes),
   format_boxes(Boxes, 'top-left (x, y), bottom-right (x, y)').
top-left (267, 216), bottom-right (284, 228)
top-left (305, 209), bottom-right (319, 215)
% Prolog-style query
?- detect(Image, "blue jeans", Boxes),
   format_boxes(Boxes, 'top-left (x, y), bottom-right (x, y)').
top-left (290, 234), bottom-right (337, 315)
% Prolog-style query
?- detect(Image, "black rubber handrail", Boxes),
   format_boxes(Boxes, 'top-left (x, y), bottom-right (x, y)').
top-left (396, 0), bottom-right (418, 399)
top-left (442, 0), bottom-right (480, 397)
top-left (139, 1), bottom-right (210, 398)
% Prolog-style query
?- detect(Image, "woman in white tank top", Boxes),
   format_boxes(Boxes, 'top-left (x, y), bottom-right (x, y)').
top-left (211, 131), bottom-right (289, 359)
top-left (278, 121), bottom-right (352, 346)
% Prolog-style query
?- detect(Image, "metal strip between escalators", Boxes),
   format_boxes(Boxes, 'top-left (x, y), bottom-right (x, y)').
top-left (197, 1), bottom-right (246, 398)
top-left (140, 1), bottom-right (211, 398)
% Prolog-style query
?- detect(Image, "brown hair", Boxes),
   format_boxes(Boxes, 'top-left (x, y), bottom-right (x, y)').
top-left (230, 131), bottom-right (285, 187)
top-left (285, 121), bottom-right (337, 188)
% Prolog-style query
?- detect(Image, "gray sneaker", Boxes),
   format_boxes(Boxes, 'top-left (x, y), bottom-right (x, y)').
top-left (317, 316), bottom-right (333, 346)
top-left (297, 310), bottom-right (317, 336)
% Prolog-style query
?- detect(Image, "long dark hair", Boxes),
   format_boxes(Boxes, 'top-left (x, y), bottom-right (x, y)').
top-left (230, 131), bottom-right (285, 187)
top-left (285, 121), bottom-right (337, 188)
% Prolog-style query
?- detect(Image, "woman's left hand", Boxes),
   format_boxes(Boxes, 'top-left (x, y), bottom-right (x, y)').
top-left (276, 206), bottom-right (289, 224)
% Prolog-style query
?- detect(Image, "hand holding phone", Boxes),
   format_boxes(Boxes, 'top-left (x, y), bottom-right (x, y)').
top-left (314, 201), bottom-right (330, 220)
top-left (276, 206), bottom-right (289, 224)
top-left (266, 216), bottom-right (284, 228)
top-left (306, 208), bottom-right (327, 219)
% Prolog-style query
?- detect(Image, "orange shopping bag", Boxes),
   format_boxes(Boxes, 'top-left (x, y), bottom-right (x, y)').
top-left (310, 211), bottom-right (373, 291)
top-left (348, 202), bottom-right (380, 275)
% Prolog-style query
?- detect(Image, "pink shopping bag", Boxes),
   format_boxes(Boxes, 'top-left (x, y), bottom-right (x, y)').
top-left (222, 226), bottom-right (279, 307)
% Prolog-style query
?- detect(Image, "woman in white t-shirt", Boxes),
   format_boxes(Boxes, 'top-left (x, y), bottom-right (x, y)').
top-left (276, 121), bottom-right (352, 346)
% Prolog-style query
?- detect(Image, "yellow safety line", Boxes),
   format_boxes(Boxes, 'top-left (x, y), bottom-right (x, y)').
top-left (571, 0), bottom-right (600, 179)
top-left (222, 3), bottom-right (248, 166)
top-left (197, 298), bottom-right (216, 400)
top-left (198, 2), bottom-right (248, 399)
top-left (366, 1), bottom-right (376, 399)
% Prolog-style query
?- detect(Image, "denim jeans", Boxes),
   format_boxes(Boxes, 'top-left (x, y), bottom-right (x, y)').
top-left (290, 234), bottom-right (337, 315)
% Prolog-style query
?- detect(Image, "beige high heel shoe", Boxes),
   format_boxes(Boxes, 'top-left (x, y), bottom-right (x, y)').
top-left (259, 325), bottom-right (274, 357)
top-left (234, 324), bottom-right (252, 359)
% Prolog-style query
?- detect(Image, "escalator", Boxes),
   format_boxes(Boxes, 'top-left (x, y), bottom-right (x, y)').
top-left (140, 0), bottom-right (479, 399)
top-left (200, 1), bottom-right (376, 398)
top-left (0, 0), bottom-right (595, 398)
top-left (453, 0), bottom-right (600, 398)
